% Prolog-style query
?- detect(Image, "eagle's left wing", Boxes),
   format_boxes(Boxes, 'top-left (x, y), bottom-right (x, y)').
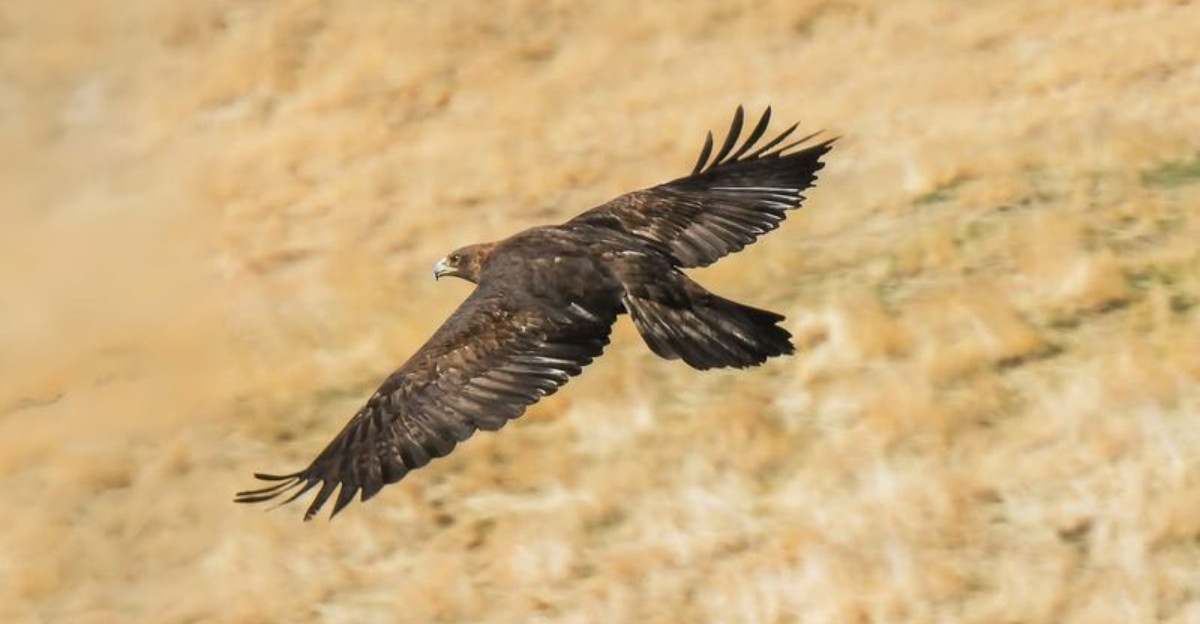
top-left (235, 279), bottom-right (616, 520)
top-left (571, 106), bottom-right (835, 268)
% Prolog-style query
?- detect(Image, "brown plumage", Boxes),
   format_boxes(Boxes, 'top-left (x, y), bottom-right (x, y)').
top-left (235, 106), bottom-right (835, 520)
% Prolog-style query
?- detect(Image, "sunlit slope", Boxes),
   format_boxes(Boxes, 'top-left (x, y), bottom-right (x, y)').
top-left (2, 1), bottom-right (1199, 623)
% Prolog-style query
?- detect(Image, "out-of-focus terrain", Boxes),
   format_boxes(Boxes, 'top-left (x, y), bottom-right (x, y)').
top-left (3, 1), bottom-right (1200, 622)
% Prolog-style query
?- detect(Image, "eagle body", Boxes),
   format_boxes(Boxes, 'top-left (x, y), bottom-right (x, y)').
top-left (237, 107), bottom-right (835, 520)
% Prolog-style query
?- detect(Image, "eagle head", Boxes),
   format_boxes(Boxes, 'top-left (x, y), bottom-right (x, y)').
top-left (434, 243), bottom-right (493, 283)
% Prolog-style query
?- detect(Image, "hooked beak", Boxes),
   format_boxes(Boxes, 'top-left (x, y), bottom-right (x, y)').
top-left (433, 257), bottom-right (454, 281)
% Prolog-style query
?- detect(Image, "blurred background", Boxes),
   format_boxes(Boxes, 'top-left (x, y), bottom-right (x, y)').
top-left (2, 0), bottom-right (1200, 622)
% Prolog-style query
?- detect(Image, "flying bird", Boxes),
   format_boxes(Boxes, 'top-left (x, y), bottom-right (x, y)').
top-left (236, 106), bottom-right (835, 520)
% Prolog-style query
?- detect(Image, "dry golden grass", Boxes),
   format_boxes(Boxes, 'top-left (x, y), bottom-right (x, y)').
top-left (3, 0), bottom-right (1200, 622)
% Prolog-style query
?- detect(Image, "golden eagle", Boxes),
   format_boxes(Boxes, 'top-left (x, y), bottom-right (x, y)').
top-left (236, 107), bottom-right (834, 520)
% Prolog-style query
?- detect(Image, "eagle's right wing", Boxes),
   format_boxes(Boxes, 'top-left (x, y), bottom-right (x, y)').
top-left (571, 106), bottom-right (835, 268)
top-left (235, 280), bottom-right (616, 520)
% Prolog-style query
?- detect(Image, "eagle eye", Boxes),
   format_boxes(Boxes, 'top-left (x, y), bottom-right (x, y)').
top-left (449, 253), bottom-right (461, 263)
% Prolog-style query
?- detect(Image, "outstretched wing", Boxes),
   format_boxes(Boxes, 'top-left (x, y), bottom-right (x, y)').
top-left (571, 106), bottom-right (835, 268)
top-left (235, 280), bottom-right (616, 521)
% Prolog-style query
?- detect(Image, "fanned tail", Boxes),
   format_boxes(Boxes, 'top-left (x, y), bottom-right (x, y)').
top-left (625, 281), bottom-right (794, 371)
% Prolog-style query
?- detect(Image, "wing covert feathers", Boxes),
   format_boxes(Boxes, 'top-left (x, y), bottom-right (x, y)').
top-left (574, 105), bottom-right (834, 268)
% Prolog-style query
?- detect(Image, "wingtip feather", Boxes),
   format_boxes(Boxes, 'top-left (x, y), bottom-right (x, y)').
top-left (710, 106), bottom-right (745, 168)
top-left (729, 106), bottom-right (773, 163)
top-left (692, 131), bottom-right (715, 175)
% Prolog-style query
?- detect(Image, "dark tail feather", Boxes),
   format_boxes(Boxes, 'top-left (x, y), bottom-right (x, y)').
top-left (625, 291), bottom-right (794, 371)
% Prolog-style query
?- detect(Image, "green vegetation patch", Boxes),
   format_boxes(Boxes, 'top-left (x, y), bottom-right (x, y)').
top-left (1126, 265), bottom-right (1179, 291)
top-left (953, 217), bottom-right (999, 249)
top-left (914, 174), bottom-right (973, 206)
top-left (1141, 152), bottom-right (1200, 189)
top-left (996, 342), bottom-right (1065, 370)
top-left (1170, 294), bottom-right (1195, 315)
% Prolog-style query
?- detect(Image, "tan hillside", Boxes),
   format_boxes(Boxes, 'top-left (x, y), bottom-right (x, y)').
top-left (3, 1), bottom-right (1200, 622)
